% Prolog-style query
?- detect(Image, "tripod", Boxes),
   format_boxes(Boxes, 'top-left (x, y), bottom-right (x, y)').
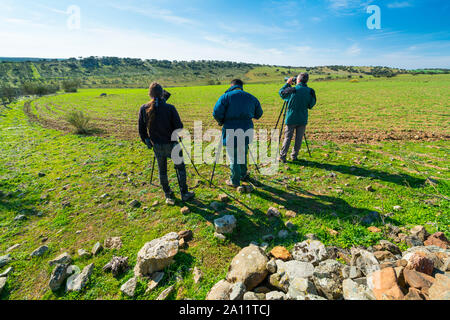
top-left (274, 100), bottom-right (312, 158)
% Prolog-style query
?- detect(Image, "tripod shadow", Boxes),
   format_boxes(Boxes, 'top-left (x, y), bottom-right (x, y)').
top-left (294, 159), bottom-right (426, 188)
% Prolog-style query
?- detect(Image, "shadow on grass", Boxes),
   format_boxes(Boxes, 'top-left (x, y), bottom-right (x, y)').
top-left (294, 159), bottom-right (426, 188)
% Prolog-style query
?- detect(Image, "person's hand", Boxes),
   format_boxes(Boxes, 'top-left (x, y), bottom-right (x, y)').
top-left (287, 77), bottom-right (295, 85)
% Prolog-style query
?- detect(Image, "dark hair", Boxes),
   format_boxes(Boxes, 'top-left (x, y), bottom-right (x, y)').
top-left (231, 79), bottom-right (244, 87)
top-left (146, 82), bottom-right (163, 130)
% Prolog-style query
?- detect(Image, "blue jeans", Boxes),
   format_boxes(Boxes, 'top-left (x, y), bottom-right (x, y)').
top-left (153, 143), bottom-right (188, 197)
top-left (226, 144), bottom-right (248, 186)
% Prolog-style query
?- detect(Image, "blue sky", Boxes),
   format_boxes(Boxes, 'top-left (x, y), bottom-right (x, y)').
top-left (1, 0), bottom-right (449, 68)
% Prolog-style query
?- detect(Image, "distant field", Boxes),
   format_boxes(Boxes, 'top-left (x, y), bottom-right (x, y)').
top-left (27, 74), bottom-right (450, 142)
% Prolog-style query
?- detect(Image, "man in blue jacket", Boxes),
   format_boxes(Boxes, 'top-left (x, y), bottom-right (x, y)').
top-left (213, 79), bottom-right (263, 187)
top-left (279, 73), bottom-right (316, 163)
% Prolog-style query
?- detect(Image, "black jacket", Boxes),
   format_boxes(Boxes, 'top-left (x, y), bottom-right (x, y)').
top-left (138, 99), bottom-right (183, 145)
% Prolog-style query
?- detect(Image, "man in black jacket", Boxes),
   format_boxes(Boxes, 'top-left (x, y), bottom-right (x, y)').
top-left (138, 83), bottom-right (194, 203)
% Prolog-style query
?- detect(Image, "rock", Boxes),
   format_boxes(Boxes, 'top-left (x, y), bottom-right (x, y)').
top-left (285, 210), bottom-right (297, 218)
top-left (218, 194), bottom-right (229, 202)
top-left (270, 246), bottom-right (291, 261)
top-left (6, 244), bottom-right (21, 253)
top-left (157, 285), bottom-right (175, 300)
top-left (406, 235), bottom-right (423, 247)
top-left (285, 221), bottom-right (295, 229)
top-left (313, 259), bottom-right (344, 300)
top-left (30, 245), bottom-right (49, 258)
top-left (193, 267), bottom-right (203, 284)
top-left (206, 280), bottom-right (232, 300)
top-left (424, 232), bottom-right (450, 249)
top-left (92, 242), bottom-right (103, 256)
top-left (374, 240), bottom-right (402, 255)
top-left (49, 253), bottom-right (72, 266)
top-left (180, 206), bottom-right (190, 214)
top-left (327, 228), bottom-right (339, 236)
top-left (278, 260), bottom-right (315, 280)
top-left (350, 248), bottom-right (380, 276)
top-left (165, 198), bottom-right (175, 206)
top-left (48, 264), bottom-right (70, 291)
top-left (428, 273), bottom-right (450, 300)
top-left (214, 215), bottom-right (236, 234)
top-left (243, 292), bottom-right (260, 300)
top-left (266, 291), bottom-right (286, 300)
top-left (214, 232), bottom-right (226, 241)
top-left (237, 186), bottom-right (246, 194)
top-left (291, 240), bottom-right (328, 266)
top-left (342, 266), bottom-right (363, 279)
top-left (267, 207), bottom-right (280, 217)
top-left (143, 274), bottom-right (163, 295)
top-left (104, 237), bottom-right (123, 250)
top-left (368, 267), bottom-right (404, 300)
top-left (374, 251), bottom-right (396, 262)
top-left (229, 282), bottom-right (246, 300)
top-left (103, 256), bottom-right (129, 276)
top-left (393, 206), bottom-right (402, 211)
top-left (0, 267), bottom-right (13, 278)
top-left (0, 277), bottom-right (6, 294)
top-left (134, 232), bottom-right (179, 277)
top-left (254, 286), bottom-right (271, 294)
top-left (305, 233), bottom-right (318, 240)
top-left (120, 277), bottom-right (137, 297)
top-left (267, 259), bottom-right (277, 273)
top-left (368, 226), bottom-right (381, 233)
top-left (14, 214), bottom-right (27, 221)
top-left (277, 230), bottom-right (289, 238)
top-left (365, 185), bottom-right (374, 192)
top-left (410, 225), bottom-right (430, 242)
top-left (406, 252), bottom-right (434, 275)
top-left (405, 287), bottom-right (426, 300)
top-left (343, 278), bottom-right (375, 300)
top-left (66, 263), bottom-right (94, 292)
top-left (78, 249), bottom-right (91, 259)
top-left (0, 254), bottom-right (12, 268)
top-left (360, 211), bottom-right (381, 225)
top-left (403, 269), bottom-right (435, 290)
top-left (226, 246), bottom-right (269, 290)
top-left (129, 200), bottom-right (141, 208)
top-left (287, 277), bottom-right (318, 299)
top-left (178, 230), bottom-right (193, 242)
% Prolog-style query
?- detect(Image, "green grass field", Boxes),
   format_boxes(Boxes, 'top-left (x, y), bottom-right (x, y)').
top-left (0, 74), bottom-right (449, 300)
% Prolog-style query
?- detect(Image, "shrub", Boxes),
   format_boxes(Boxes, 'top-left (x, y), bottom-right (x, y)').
top-left (62, 79), bottom-right (80, 93)
top-left (65, 109), bottom-right (91, 134)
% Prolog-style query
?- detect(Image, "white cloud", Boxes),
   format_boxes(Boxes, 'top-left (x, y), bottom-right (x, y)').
top-left (346, 44), bottom-right (362, 56)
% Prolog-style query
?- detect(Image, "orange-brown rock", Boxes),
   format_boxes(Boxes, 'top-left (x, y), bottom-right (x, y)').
top-left (403, 269), bottom-right (435, 290)
top-left (404, 287), bottom-right (425, 300)
top-left (270, 246), bottom-right (292, 261)
top-left (368, 226), bottom-right (381, 233)
top-left (370, 267), bottom-right (404, 300)
top-left (424, 232), bottom-right (449, 249)
top-left (406, 252), bottom-right (434, 275)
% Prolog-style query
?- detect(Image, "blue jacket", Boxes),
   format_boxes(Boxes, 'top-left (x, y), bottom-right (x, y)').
top-left (213, 85), bottom-right (263, 145)
top-left (279, 83), bottom-right (316, 126)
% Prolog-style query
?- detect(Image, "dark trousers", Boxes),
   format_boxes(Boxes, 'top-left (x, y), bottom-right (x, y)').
top-left (153, 143), bottom-right (188, 197)
top-left (226, 143), bottom-right (248, 186)
top-left (280, 125), bottom-right (306, 160)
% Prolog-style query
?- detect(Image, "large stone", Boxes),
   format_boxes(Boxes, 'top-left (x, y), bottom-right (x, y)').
top-left (229, 282), bottom-right (246, 300)
top-left (374, 240), bottom-right (402, 255)
top-left (368, 267), bottom-right (404, 300)
top-left (291, 240), bottom-right (328, 266)
top-left (103, 256), bottom-right (129, 276)
top-left (406, 235), bottom-right (423, 247)
top-left (287, 277), bottom-right (318, 299)
top-left (266, 291), bottom-right (286, 300)
top-left (243, 292), bottom-right (260, 300)
top-left (206, 280), bottom-right (232, 300)
top-left (66, 263), bottom-right (94, 292)
top-left (351, 248), bottom-right (380, 276)
top-left (374, 251), bottom-right (396, 262)
top-left (0, 277), bottom-right (6, 294)
top-left (342, 266), bottom-right (363, 279)
top-left (157, 285), bottom-right (175, 300)
top-left (424, 232), bottom-right (450, 249)
top-left (406, 252), bottom-right (434, 275)
top-left (92, 242), bottom-right (103, 256)
top-left (0, 254), bottom-right (12, 268)
top-left (428, 273), bottom-right (450, 300)
top-left (120, 277), bottom-right (137, 297)
top-left (342, 279), bottom-right (375, 300)
top-left (0, 267), bottom-right (12, 278)
top-left (193, 267), bottom-right (203, 284)
top-left (134, 232), bottom-right (179, 277)
top-left (30, 245), bottom-right (49, 258)
top-left (403, 269), bottom-right (435, 290)
top-left (104, 237), bottom-right (123, 250)
top-left (48, 264), bottom-right (70, 291)
top-left (267, 207), bottom-right (281, 217)
top-left (214, 215), bottom-right (237, 234)
top-left (49, 253), bottom-right (72, 266)
top-left (276, 260), bottom-right (315, 280)
top-left (226, 246), bottom-right (269, 290)
top-left (270, 246), bottom-right (291, 261)
top-left (313, 259), bottom-right (344, 300)
top-left (410, 226), bottom-right (430, 242)
top-left (404, 287), bottom-right (425, 300)
top-left (146, 272), bottom-right (165, 293)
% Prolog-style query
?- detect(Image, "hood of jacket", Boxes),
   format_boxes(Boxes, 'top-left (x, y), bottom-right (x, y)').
top-left (225, 85), bottom-right (243, 93)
